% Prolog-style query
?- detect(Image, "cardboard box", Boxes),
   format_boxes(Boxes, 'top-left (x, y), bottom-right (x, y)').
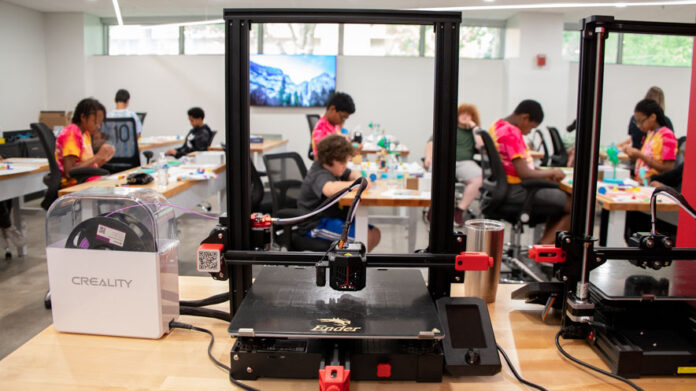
top-left (39, 111), bottom-right (71, 131)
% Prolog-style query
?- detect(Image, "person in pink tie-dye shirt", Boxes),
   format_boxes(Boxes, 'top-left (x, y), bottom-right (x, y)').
top-left (621, 98), bottom-right (677, 180)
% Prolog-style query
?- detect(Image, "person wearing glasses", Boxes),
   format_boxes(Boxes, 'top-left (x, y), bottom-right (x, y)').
top-left (621, 99), bottom-right (677, 180)
top-left (618, 86), bottom-right (674, 150)
top-left (311, 92), bottom-right (355, 158)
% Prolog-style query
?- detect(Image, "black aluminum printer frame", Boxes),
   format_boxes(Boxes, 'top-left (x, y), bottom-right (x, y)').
top-left (557, 16), bottom-right (696, 335)
top-left (221, 9), bottom-right (464, 315)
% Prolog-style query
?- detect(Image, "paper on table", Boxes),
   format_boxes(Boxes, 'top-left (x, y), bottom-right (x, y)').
top-left (380, 189), bottom-right (430, 199)
top-left (0, 164), bottom-right (40, 176)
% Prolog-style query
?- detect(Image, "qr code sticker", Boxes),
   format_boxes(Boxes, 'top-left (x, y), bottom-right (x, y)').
top-left (197, 249), bottom-right (221, 272)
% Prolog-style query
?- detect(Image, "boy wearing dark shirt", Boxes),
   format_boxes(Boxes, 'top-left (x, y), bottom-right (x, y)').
top-left (298, 135), bottom-right (381, 251)
top-left (166, 107), bottom-right (213, 158)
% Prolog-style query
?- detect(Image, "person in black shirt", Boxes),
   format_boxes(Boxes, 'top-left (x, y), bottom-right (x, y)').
top-left (650, 162), bottom-right (683, 192)
top-left (298, 135), bottom-right (381, 251)
top-left (166, 107), bottom-right (212, 158)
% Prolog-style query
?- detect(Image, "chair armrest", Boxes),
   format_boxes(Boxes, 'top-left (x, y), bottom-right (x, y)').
top-left (68, 167), bottom-right (109, 183)
top-left (520, 179), bottom-right (559, 190)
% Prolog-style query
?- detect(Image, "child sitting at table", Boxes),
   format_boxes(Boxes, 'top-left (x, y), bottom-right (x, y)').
top-left (489, 99), bottom-right (570, 245)
top-left (311, 92), bottom-right (356, 157)
top-left (621, 98), bottom-right (677, 181)
top-left (166, 107), bottom-right (213, 159)
top-left (298, 135), bottom-right (380, 251)
top-left (56, 98), bottom-right (115, 186)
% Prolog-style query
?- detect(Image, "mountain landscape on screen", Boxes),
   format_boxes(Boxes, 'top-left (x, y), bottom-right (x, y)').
top-left (250, 54), bottom-right (336, 107)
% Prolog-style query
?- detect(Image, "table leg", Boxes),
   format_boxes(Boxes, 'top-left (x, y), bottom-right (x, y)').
top-left (11, 197), bottom-right (27, 257)
top-left (606, 210), bottom-right (626, 247)
top-left (354, 207), bottom-right (369, 246)
top-left (407, 207), bottom-right (418, 253)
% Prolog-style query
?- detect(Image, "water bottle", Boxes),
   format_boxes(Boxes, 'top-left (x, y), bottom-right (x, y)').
top-left (157, 153), bottom-right (169, 187)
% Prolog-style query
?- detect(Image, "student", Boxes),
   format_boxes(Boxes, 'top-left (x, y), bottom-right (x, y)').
top-left (298, 135), bottom-right (381, 251)
top-left (489, 99), bottom-right (570, 245)
top-left (165, 107), bottom-right (213, 159)
top-left (56, 98), bottom-right (115, 186)
top-left (312, 92), bottom-right (356, 157)
top-left (0, 155), bottom-right (25, 251)
top-left (619, 86), bottom-right (674, 150)
top-left (424, 103), bottom-right (484, 225)
top-left (621, 99), bottom-right (677, 180)
top-left (109, 89), bottom-right (143, 137)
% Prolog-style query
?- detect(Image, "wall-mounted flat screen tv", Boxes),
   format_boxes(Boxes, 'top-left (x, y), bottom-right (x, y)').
top-left (250, 54), bottom-right (336, 107)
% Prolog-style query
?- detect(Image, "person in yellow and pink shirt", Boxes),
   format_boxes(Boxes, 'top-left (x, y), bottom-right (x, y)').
top-left (55, 98), bottom-right (115, 186)
top-left (621, 98), bottom-right (677, 181)
top-left (311, 92), bottom-right (355, 158)
top-left (489, 100), bottom-right (570, 245)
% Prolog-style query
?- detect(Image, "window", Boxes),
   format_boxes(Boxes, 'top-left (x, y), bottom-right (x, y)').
top-left (343, 25), bottom-right (421, 56)
top-left (424, 25), bottom-right (503, 59)
top-left (108, 25), bottom-right (179, 55)
top-left (262, 23), bottom-right (338, 55)
top-left (562, 30), bottom-right (618, 64)
top-left (622, 33), bottom-right (693, 67)
top-left (184, 23), bottom-right (224, 55)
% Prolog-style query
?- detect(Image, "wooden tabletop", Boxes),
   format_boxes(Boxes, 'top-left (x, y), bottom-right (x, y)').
top-left (0, 276), bottom-right (688, 390)
top-left (57, 163), bottom-right (225, 199)
top-left (529, 150), bottom-right (545, 159)
top-left (338, 189), bottom-right (430, 207)
top-left (361, 147), bottom-right (410, 156)
top-left (599, 151), bottom-right (631, 161)
top-left (559, 181), bottom-right (679, 212)
top-left (0, 158), bottom-right (49, 181)
top-left (208, 139), bottom-right (288, 153)
top-left (138, 138), bottom-right (181, 150)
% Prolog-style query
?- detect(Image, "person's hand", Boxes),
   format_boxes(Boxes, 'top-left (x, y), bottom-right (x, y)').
top-left (650, 180), bottom-right (665, 188)
top-left (95, 144), bottom-right (115, 165)
top-left (549, 168), bottom-right (565, 182)
top-left (623, 146), bottom-right (641, 159)
top-left (165, 148), bottom-right (176, 156)
top-left (459, 119), bottom-right (477, 129)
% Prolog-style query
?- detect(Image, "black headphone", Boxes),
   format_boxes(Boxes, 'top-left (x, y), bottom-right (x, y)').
top-left (126, 172), bottom-right (154, 185)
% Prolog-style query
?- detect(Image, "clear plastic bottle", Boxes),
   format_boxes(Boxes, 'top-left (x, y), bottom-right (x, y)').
top-left (157, 152), bottom-right (169, 187)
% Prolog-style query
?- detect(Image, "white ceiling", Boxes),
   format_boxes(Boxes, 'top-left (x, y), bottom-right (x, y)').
top-left (5, 0), bottom-right (696, 23)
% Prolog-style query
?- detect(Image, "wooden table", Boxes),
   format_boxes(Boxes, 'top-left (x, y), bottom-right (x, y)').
top-left (599, 151), bottom-right (631, 162)
top-left (210, 139), bottom-right (288, 170)
top-left (361, 147), bottom-right (410, 157)
top-left (58, 163), bottom-right (227, 216)
top-left (0, 276), bottom-right (689, 390)
top-left (559, 180), bottom-right (678, 246)
top-left (0, 158), bottom-right (49, 256)
top-left (339, 189), bottom-right (430, 253)
top-left (138, 137), bottom-right (182, 164)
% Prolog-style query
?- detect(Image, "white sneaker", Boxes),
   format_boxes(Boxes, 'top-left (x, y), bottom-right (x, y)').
top-left (3, 226), bottom-right (26, 248)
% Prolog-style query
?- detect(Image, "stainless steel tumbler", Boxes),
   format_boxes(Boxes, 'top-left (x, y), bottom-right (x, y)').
top-left (463, 219), bottom-right (505, 303)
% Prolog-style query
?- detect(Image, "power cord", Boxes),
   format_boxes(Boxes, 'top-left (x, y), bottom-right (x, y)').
top-left (496, 343), bottom-right (548, 391)
top-left (554, 330), bottom-right (643, 391)
top-left (169, 321), bottom-right (259, 391)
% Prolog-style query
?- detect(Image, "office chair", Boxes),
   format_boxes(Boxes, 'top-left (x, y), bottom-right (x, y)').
top-left (208, 130), bottom-right (218, 147)
top-left (262, 151), bottom-right (331, 251)
top-left (31, 122), bottom-right (108, 211)
top-left (547, 126), bottom-right (569, 167)
top-left (250, 159), bottom-right (272, 214)
top-left (306, 114), bottom-right (320, 160)
top-left (530, 129), bottom-right (550, 167)
top-left (478, 130), bottom-right (560, 281)
top-left (100, 118), bottom-right (141, 174)
top-left (676, 136), bottom-right (686, 165)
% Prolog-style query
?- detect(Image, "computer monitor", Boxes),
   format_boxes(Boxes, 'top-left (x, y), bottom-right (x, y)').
top-left (2, 129), bottom-right (34, 143)
top-left (136, 112), bottom-right (147, 125)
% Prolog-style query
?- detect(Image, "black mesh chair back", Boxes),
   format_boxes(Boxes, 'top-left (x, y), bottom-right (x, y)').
top-left (208, 130), bottom-right (218, 147)
top-left (31, 122), bottom-right (62, 210)
top-left (547, 126), bottom-right (569, 167)
top-left (306, 114), bottom-right (320, 160)
top-left (531, 129), bottom-right (550, 167)
top-left (250, 158), bottom-right (264, 212)
top-left (263, 152), bottom-right (308, 213)
top-left (477, 130), bottom-right (509, 218)
top-left (100, 118), bottom-right (140, 173)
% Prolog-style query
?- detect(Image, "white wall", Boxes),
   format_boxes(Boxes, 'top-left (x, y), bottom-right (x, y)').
top-left (45, 12), bottom-right (86, 110)
top-left (567, 62), bottom-right (692, 147)
top-left (0, 1), bottom-right (47, 131)
top-left (85, 54), bottom-right (507, 164)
